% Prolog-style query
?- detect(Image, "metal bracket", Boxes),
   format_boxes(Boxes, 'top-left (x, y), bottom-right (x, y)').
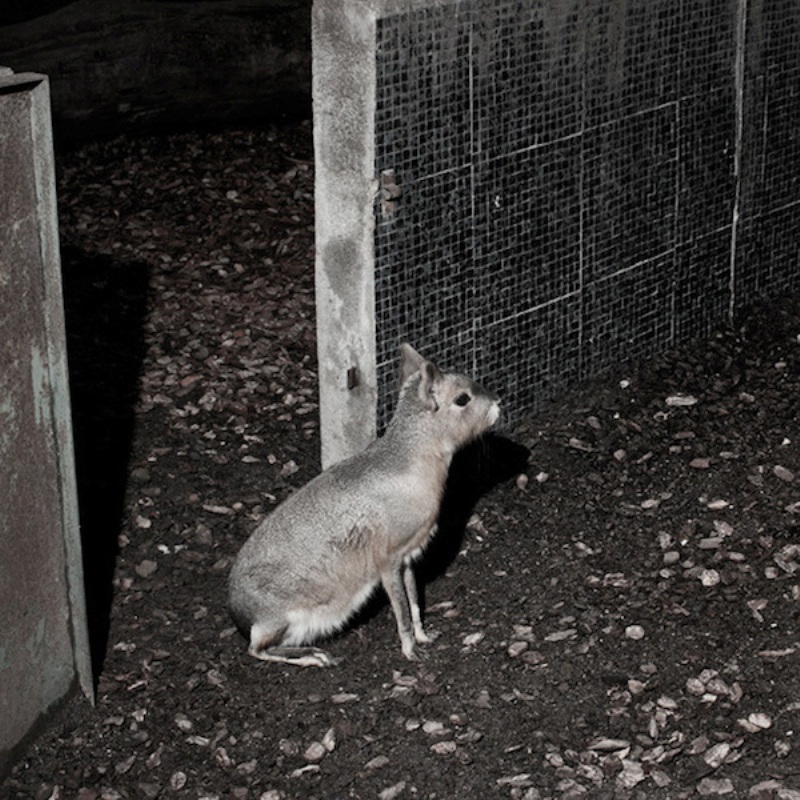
top-left (380, 169), bottom-right (402, 217)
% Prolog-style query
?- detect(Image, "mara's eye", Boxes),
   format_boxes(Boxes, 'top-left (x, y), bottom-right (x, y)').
top-left (454, 393), bottom-right (471, 407)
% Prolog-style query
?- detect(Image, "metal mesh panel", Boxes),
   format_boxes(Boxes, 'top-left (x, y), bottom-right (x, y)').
top-left (313, 0), bottom-right (800, 459)
top-left (374, 5), bottom-right (477, 422)
top-left (365, 0), bottom-right (800, 434)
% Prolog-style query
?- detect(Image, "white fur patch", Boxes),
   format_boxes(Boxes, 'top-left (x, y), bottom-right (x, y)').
top-left (281, 580), bottom-right (378, 646)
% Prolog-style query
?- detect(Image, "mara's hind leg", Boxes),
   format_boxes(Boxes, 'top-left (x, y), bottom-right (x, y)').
top-left (250, 646), bottom-right (339, 668)
top-left (248, 623), bottom-right (339, 668)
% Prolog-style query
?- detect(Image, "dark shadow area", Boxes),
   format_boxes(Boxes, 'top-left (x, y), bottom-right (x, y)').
top-left (0, 0), bottom-right (72, 25)
top-left (61, 248), bottom-right (150, 681)
top-left (2, 0), bottom-right (313, 147)
top-left (52, 92), bottom-right (312, 152)
top-left (418, 432), bottom-right (532, 584)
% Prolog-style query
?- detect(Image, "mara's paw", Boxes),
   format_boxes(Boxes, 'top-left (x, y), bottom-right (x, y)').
top-left (250, 645), bottom-right (340, 668)
top-left (301, 648), bottom-right (341, 668)
top-left (414, 627), bottom-right (440, 645)
top-left (401, 642), bottom-right (428, 662)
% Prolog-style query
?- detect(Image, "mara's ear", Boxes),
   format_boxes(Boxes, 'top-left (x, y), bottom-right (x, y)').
top-left (398, 344), bottom-right (441, 409)
top-left (399, 343), bottom-right (425, 383)
top-left (417, 360), bottom-right (443, 411)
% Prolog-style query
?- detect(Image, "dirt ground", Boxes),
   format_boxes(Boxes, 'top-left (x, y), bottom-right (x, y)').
top-left (3, 122), bottom-right (799, 800)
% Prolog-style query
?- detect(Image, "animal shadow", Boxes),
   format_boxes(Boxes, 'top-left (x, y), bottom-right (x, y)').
top-left (419, 431), bottom-right (531, 584)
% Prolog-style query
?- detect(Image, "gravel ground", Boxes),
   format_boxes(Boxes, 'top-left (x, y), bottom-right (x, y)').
top-left (2, 121), bottom-right (799, 800)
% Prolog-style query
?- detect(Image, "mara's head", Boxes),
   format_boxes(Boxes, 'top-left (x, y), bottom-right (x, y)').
top-left (396, 343), bottom-right (501, 451)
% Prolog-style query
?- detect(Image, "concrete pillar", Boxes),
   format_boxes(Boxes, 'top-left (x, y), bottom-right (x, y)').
top-left (0, 69), bottom-right (92, 778)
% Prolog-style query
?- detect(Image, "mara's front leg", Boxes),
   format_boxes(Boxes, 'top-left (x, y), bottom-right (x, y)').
top-left (381, 560), bottom-right (419, 660)
top-left (401, 555), bottom-right (437, 645)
